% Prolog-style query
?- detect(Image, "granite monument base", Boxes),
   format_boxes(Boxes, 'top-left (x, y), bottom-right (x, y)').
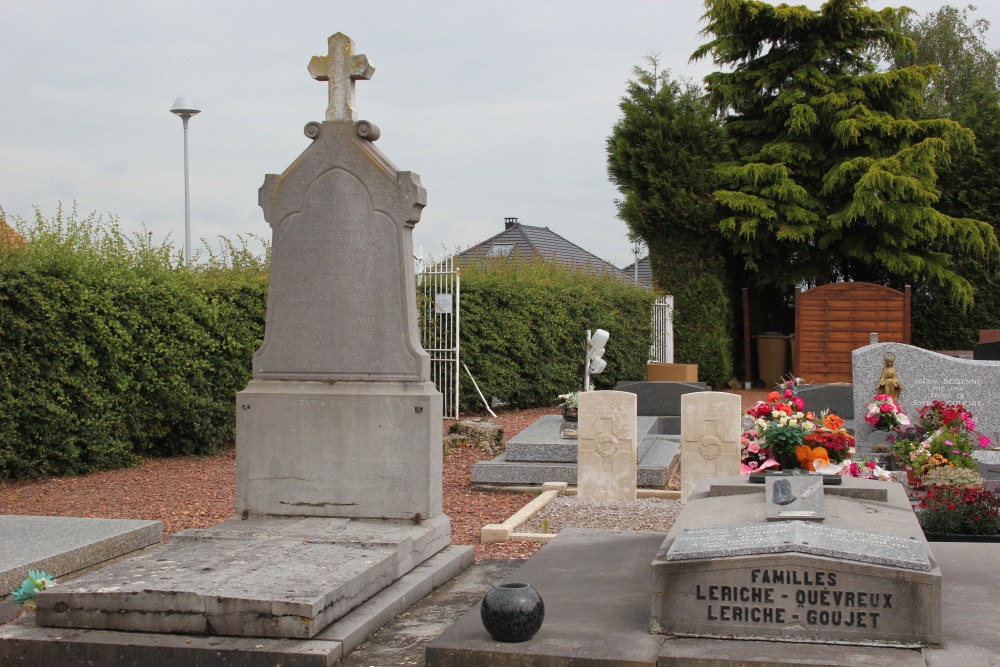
top-left (236, 379), bottom-right (443, 520)
top-left (652, 476), bottom-right (941, 646)
top-left (33, 514), bottom-right (453, 639)
top-left (471, 415), bottom-right (678, 488)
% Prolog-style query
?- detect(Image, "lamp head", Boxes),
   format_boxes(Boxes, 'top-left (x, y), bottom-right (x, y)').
top-left (170, 97), bottom-right (201, 117)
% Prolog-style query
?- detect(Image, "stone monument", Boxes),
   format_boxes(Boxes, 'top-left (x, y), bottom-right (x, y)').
top-left (0, 33), bottom-right (471, 665)
top-left (577, 390), bottom-right (637, 503)
top-left (679, 391), bottom-right (741, 502)
top-left (238, 31), bottom-right (441, 522)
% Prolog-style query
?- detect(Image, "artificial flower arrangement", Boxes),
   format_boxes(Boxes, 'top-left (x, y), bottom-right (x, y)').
top-left (800, 412), bottom-right (854, 465)
top-left (10, 570), bottom-right (58, 611)
top-left (841, 457), bottom-right (893, 481)
top-left (741, 379), bottom-right (816, 472)
top-left (917, 486), bottom-right (1000, 536)
top-left (905, 401), bottom-right (989, 481)
top-left (558, 390), bottom-right (589, 421)
top-left (740, 427), bottom-right (778, 474)
top-left (921, 465), bottom-right (984, 488)
top-left (864, 394), bottom-right (910, 429)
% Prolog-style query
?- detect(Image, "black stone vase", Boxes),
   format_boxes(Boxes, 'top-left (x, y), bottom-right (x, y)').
top-left (480, 582), bottom-right (545, 642)
top-left (776, 451), bottom-right (798, 471)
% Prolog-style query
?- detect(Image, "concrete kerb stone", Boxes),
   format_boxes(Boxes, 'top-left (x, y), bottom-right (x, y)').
top-left (480, 483), bottom-right (567, 543)
top-left (479, 482), bottom-right (680, 545)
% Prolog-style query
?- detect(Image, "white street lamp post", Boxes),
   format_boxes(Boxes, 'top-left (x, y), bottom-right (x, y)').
top-left (170, 97), bottom-right (201, 266)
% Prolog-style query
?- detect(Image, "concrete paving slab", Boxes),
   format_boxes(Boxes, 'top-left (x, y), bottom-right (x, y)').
top-left (425, 529), bottom-right (669, 666)
top-left (425, 530), bottom-right (1000, 667)
top-left (0, 515), bottom-right (162, 598)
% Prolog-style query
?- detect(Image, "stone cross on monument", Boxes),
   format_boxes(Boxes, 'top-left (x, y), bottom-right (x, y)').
top-left (308, 32), bottom-right (375, 122)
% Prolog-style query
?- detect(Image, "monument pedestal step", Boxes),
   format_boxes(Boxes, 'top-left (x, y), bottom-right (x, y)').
top-left (34, 514), bottom-right (452, 639)
top-left (0, 545), bottom-right (473, 667)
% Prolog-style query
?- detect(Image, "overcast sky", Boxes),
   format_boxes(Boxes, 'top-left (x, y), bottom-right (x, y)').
top-left (2, 0), bottom-right (998, 269)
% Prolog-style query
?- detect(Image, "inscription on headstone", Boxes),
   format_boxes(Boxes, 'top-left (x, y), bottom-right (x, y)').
top-left (653, 522), bottom-right (939, 646)
top-left (853, 343), bottom-right (1000, 443)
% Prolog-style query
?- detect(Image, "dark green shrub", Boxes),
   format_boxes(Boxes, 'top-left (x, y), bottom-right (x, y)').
top-left (455, 258), bottom-right (657, 410)
top-left (0, 205), bottom-right (268, 479)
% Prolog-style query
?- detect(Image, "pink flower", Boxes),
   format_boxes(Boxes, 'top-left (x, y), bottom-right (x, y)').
top-left (783, 389), bottom-right (794, 398)
top-left (793, 396), bottom-right (805, 411)
top-left (880, 404), bottom-right (893, 413)
top-left (748, 442), bottom-right (760, 454)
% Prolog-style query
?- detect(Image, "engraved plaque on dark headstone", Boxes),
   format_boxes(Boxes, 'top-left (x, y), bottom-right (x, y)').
top-left (765, 476), bottom-right (825, 521)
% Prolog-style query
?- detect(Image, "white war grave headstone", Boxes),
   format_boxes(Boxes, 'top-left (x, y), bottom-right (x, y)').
top-left (577, 390), bottom-right (638, 503)
top-left (680, 392), bottom-right (741, 503)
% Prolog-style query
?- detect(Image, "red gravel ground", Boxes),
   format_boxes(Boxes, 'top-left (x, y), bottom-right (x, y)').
top-left (0, 393), bottom-right (766, 562)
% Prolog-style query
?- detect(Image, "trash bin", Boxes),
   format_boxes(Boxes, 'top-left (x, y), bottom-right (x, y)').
top-left (754, 332), bottom-right (792, 389)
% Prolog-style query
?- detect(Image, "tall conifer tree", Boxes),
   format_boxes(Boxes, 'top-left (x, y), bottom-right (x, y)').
top-left (694, 0), bottom-right (998, 307)
top-left (607, 60), bottom-right (735, 386)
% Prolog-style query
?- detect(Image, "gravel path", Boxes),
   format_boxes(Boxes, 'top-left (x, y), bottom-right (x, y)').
top-left (0, 390), bottom-right (766, 562)
top-left (518, 496), bottom-right (682, 534)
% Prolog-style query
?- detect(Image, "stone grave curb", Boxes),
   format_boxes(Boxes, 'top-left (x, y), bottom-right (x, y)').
top-left (480, 482), bottom-right (680, 545)
top-left (0, 516), bottom-right (163, 605)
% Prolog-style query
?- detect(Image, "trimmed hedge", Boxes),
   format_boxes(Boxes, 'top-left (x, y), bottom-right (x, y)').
top-left (0, 207), bottom-right (655, 477)
top-left (455, 258), bottom-right (657, 411)
top-left (0, 206), bottom-right (268, 479)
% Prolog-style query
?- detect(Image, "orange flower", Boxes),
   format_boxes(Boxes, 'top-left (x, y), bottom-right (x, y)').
top-left (777, 403), bottom-right (793, 416)
top-left (809, 447), bottom-right (830, 471)
top-left (823, 414), bottom-right (845, 430)
top-left (768, 391), bottom-right (781, 403)
top-left (795, 445), bottom-right (813, 466)
top-left (795, 445), bottom-right (830, 471)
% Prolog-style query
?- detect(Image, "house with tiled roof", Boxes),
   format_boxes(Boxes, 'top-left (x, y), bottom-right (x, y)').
top-left (0, 221), bottom-right (24, 248)
top-left (455, 217), bottom-right (628, 279)
top-left (621, 255), bottom-right (652, 287)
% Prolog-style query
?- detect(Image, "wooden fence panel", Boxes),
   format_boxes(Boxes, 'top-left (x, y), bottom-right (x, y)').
top-left (794, 283), bottom-right (910, 384)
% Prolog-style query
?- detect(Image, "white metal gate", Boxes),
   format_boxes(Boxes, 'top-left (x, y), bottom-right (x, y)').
top-left (417, 253), bottom-right (460, 419)
top-left (650, 295), bottom-right (674, 363)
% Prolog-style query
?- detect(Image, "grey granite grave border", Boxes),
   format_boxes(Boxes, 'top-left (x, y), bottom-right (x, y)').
top-left (0, 516), bottom-right (162, 598)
